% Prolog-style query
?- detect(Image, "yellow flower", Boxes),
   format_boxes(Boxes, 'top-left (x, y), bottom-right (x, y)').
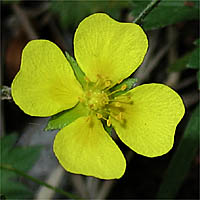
top-left (11, 13), bottom-right (185, 179)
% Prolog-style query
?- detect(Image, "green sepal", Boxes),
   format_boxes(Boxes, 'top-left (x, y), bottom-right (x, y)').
top-left (109, 78), bottom-right (137, 98)
top-left (45, 103), bottom-right (88, 131)
top-left (101, 120), bottom-right (113, 136)
top-left (65, 51), bottom-right (87, 88)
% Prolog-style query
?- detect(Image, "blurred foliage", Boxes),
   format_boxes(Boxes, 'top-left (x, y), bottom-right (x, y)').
top-left (168, 38), bottom-right (200, 89)
top-left (132, 0), bottom-right (199, 30)
top-left (168, 53), bottom-right (193, 72)
top-left (157, 104), bottom-right (199, 198)
top-left (187, 39), bottom-right (200, 69)
top-left (0, 134), bottom-right (42, 199)
top-left (1, 0), bottom-right (199, 199)
top-left (1, 0), bottom-right (20, 4)
top-left (50, 0), bottom-right (131, 30)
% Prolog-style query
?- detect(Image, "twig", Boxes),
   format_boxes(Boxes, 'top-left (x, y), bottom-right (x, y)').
top-left (133, 0), bottom-right (161, 24)
top-left (96, 180), bottom-right (115, 199)
top-left (86, 176), bottom-right (100, 199)
top-left (164, 26), bottom-right (180, 87)
top-left (135, 42), bottom-right (169, 84)
top-left (71, 175), bottom-right (89, 198)
top-left (12, 3), bottom-right (38, 40)
top-left (176, 76), bottom-right (197, 90)
top-left (35, 165), bottom-right (65, 200)
top-left (0, 164), bottom-right (80, 199)
top-left (1, 86), bottom-right (12, 100)
top-left (181, 92), bottom-right (199, 108)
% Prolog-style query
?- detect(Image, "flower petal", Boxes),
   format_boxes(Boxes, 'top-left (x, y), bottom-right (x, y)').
top-left (74, 13), bottom-right (148, 84)
top-left (11, 40), bottom-right (83, 116)
top-left (53, 116), bottom-right (126, 179)
top-left (111, 84), bottom-right (185, 157)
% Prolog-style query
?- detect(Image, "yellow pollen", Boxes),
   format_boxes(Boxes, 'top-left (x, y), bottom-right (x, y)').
top-left (121, 84), bottom-right (127, 91)
top-left (115, 102), bottom-right (121, 107)
top-left (81, 78), bottom-right (130, 126)
top-left (84, 90), bottom-right (109, 111)
top-left (107, 119), bottom-right (111, 127)
top-left (97, 113), bottom-right (103, 119)
top-left (105, 80), bottom-right (112, 88)
top-left (117, 79), bottom-right (123, 84)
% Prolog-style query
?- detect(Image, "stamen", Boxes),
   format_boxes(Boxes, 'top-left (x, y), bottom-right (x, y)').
top-left (121, 84), bottom-right (127, 91)
top-left (107, 118), bottom-right (111, 127)
top-left (84, 76), bottom-right (90, 82)
top-left (108, 84), bottom-right (127, 96)
top-left (96, 113), bottom-right (103, 119)
top-left (84, 76), bottom-right (90, 89)
top-left (115, 102), bottom-right (121, 107)
top-left (116, 112), bottom-right (123, 120)
top-left (96, 112), bottom-right (108, 121)
top-left (109, 99), bottom-right (133, 105)
top-left (117, 79), bottom-right (123, 84)
top-left (86, 116), bottom-right (91, 122)
top-left (105, 80), bottom-right (112, 88)
top-left (78, 97), bottom-right (83, 102)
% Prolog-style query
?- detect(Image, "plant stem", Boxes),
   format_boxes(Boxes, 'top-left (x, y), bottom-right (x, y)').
top-left (1, 86), bottom-right (12, 100)
top-left (133, 0), bottom-right (162, 24)
top-left (0, 164), bottom-right (81, 199)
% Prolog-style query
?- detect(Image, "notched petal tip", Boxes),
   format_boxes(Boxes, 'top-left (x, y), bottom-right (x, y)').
top-left (74, 13), bottom-right (148, 84)
top-left (53, 116), bottom-right (126, 179)
top-left (11, 39), bottom-right (83, 117)
top-left (112, 83), bottom-right (185, 158)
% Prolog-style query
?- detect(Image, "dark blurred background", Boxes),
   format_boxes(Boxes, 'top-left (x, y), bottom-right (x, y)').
top-left (1, 0), bottom-right (199, 199)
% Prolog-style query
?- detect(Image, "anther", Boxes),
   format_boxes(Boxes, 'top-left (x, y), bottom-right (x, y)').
top-left (97, 113), bottom-right (103, 119)
top-left (105, 80), bottom-right (112, 88)
top-left (116, 112), bottom-right (123, 121)
top-left (121, 84), bottom-right (127, 91)
top-left (117, 79), bottom-right (123, 84)
top-left (108, 84), bottom-right (128, 96)
top-left (115, 102), bottom-right (121, 107)
top-left (84, 76), bottom-right (90, 82)
top-left (107, 119), bottom-right (111, 127)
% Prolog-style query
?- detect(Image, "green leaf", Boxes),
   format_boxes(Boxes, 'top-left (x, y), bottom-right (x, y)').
top-left (197, 70), bottom-right (200, 90)
top-left (2, 146), bottom-right (42, 172)
top-left (168, 52), bottom-right (192, 72)
top-left (187, 47), bottom-right (199, 69)
top-left (132, 0), bottom-right (199, 30)
top-left (65, 51), bottom-right (87, 88)
top-left (156, 104), bottom-right (199, 199)
top-left (0, 134), bottom-right (42, 199)
top-left (1, 178), bottom-right (32, 199)
top-left (0, 133), bottom-right (18, 158)
top-left (110, 78), bottom-right (137, 98)
top-left (187, 38), bottom-right (199, 69)
top-left (168, 38), bottom-right (199, 72)
top-left (50, 1), bottom-right (131, 30)
top-left (45, 103), bottom-right (88, 131)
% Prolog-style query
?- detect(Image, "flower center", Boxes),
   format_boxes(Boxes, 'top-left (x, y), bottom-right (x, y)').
top-left (85, 90), bottom-right (109, 111)
top-left (80, 75), bottom-right (133, 127)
